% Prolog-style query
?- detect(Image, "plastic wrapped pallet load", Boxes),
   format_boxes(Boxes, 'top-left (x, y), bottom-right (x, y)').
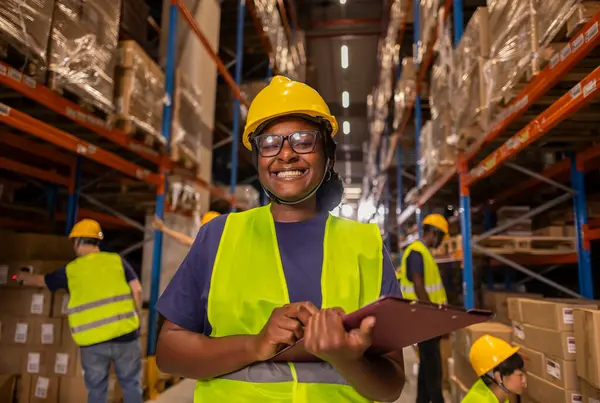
top-left (483, 0), bottom-right (581, 124)
top-left (47, 0), bottom-right (121, 114)
top-left (114, 40), bottom-right (165, 142)
top-left (416, 0), bottom-right (441, 67)
top-left (0, 0), bottom-right (55, 77)
top-left (172, 71), bottom-right (208, 173)
top-left (392, 58), bottom-right (416, 131)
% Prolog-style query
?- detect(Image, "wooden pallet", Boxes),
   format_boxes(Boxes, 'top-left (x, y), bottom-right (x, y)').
top-left (113, 116), bottom-right (165, 152)
top-left (442, 234), bottom-right (576, 256)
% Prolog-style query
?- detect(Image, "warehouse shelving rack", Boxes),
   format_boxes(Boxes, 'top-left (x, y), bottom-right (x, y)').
top-left (0, 0), bottom-right (298, 397)
top-left (367, 2), bottom-right (600, 308)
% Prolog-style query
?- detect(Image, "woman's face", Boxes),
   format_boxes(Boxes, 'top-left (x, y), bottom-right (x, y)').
top-left (499, 369), bottom-right (527, 395)
top-left (255, 118), bottom-right (327, 203)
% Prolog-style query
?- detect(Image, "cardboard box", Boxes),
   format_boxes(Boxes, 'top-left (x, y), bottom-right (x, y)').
top-left (0, 233), bottom-right (74, 261)
top-left (52, 346), bottom-right (80, 377)
top-left (574, 308), bottom-right (600, 388)
top-left (0, 345), bottom-right (24, 374)
top-left (526, 373), bottom-right (581, 403)
top-left (580, 377), bottom-right (600, 403)
top-left (0, 317), bottom-right (61, 346)
top-left (21, 348), bottom-right (55, 376)
top-left (517, 345), bottom-right (545, 379)
top-left (507, 297), bottom-right (542, 323)
top-left (522, 324), bottom-right (576, 361)
top-left (58, 375), bottom-right (87, 403)
top-left (51, 291), bottom-right (69, 318)
top-left (452, 352), bottom-right (478, 389)
top-left (0, 288), bottom-right (53, 317)
top-left (19, 375), bottom-right (59, 403)
top-left (483, 291), bottom-right (542, 320)
top-left (0, 261), bottom-right (69, 288)
top-left (454, 322), bottom-right (513, 359)
top-left (60, 318), bottom-right (77, 350)
top-left (543, 356), bottom-right (579, 390)
top-left (0, 375), bottom-right (16, 403)
top-left (521, 299), bottom-right (598, 332)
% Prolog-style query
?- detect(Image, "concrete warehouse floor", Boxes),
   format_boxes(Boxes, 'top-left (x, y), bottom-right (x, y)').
top-left (146, 347), bottom-right (451, 403)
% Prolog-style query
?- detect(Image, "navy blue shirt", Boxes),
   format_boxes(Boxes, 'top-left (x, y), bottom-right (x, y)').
top-left (45, 255), bottom-right (140, 344)
top-left (157, 213), bottom-right (402, 335)
top-left (405, 250), bottom-right (425, 282)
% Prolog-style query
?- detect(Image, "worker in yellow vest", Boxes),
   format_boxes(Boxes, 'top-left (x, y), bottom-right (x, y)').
top-left (462, 335), bottom-right (526, 402)
top-left (18, 219), bottom-right (143, 403)
top-left (154, 76), bottom-right (406, 402)
top-left (397, 213), bottom-right (448, 403)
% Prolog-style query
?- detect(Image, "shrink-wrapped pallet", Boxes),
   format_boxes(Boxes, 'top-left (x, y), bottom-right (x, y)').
top-left (392, 58), bottom-right (416, 131)
top-left (416, 0), bottom-right (441, 67)
top-left (114, 40), bottom-right (165, 142)
top-left (483, 0), bottom-right (580, 123)
top-left (450, 7), bottom-right (490, 144)
top-left (0, 0), bottom-right (55, 75)
top-left (419, 116), bottom-right (456, 188)
top-left (47, 0), bottom-right (121, 114)
top-left (172, 72), bottom-right (207, 170)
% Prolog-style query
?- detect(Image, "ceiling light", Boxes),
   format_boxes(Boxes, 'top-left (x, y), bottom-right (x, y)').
top-left (342, 121), bottom-right (350, 135)
top-left (340, 0), bottom-right (346, 4)
top-left (341, 45), bottom-right (349, 69)
top-left (342, 91), bottom-right (350, 108)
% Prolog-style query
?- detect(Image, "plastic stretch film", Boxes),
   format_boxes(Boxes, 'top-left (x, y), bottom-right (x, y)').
top-left (172, 71), bottom-right (206, 169)
top-left (483, 0), bottom-right (581, 124)
top-left (114, 40), bottom-right (165, 142)
top-left (0, 0), bottom-right (55, 71)
top-left (419, 116), bottom-right (456, 188)
top-left (393, 58), bottom-right (416, 132)
top-left (417, 0), bottom-right (441, 67)
top-left (47, 0), bottom-right (121, 114)
top-left (450, 6), bottom-right (489, 144)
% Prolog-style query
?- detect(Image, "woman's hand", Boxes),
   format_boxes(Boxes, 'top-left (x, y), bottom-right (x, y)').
top-left (253, 302), bottom-right (318, 361)
top-left (152, 216), bottom-right (165, 230)
top-left (304, 308), bottom-right (376, 366)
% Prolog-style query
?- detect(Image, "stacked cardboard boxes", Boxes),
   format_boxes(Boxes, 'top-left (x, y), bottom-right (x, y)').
top-left (482, 290), bottom-right (542, 325)
top-left (573, 308), bottom-right (600, 402)
top-left (507, 298), bottom-right (599, 403)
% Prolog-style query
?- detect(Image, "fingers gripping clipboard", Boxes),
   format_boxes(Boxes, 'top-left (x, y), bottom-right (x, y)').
top-left (269, 296), bottom-right (494, 362)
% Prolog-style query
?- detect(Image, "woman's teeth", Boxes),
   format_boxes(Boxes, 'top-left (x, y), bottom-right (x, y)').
top-left (276, 170), bottom-right (304, 178)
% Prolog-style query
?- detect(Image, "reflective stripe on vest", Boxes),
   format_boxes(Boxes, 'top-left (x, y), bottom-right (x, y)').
top-left (195, 205), bottom-right (383, 402)
top-left (398, 240), bottom-right (447, 305)
top-left (218, 362), bottom-right (349, 386)
top-left (66, 252), bottom-right (140, 346)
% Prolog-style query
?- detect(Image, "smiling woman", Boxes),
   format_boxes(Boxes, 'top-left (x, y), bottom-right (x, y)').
top-left (154, 75), bottom-right (406, 403)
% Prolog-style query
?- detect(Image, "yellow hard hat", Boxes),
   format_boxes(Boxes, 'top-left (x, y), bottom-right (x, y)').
top-left (242, 75), bottom-right (338, 151)
top-left (68, 219), bottom-right (104, 240)
top-left (201, 211), bottom-right (221, 226)
top-left (469, 335), bottom-right (520, 377)
top-left (422, 213), bottom-right (449, 235)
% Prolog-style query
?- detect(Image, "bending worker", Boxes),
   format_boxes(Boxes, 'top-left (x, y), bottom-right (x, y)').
top-left (155, 75), bottom-right (406, 402)
top-left (17, 219), bottom-right (144, 403)
top-left (397, 213), bottom-right (449, 403)
top-left (152, 210), bottom-right (220, 247)
top-left (462, 335), bottom-right (527, 402)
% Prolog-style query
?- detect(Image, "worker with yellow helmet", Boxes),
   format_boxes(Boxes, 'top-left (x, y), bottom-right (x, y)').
top-left (154, 76), bottom-right (405, 402)
top-left (17, 219), bottom-right (144, 403)
top-left (396, 213), bottom-right (449, 403)
top-left (462, 335), bottom-right (527, 402)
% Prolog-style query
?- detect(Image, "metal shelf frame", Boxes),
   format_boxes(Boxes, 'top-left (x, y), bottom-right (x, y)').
top-left (381, 6), bottom-right (600, 308)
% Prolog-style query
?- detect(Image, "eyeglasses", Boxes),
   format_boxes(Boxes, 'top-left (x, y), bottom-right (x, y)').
top-left (253, 130), bottom-right (319, 157)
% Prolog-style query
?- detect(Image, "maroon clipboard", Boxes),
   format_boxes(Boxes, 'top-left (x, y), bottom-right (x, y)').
top-left (269, 296), bottom-right (494, 362)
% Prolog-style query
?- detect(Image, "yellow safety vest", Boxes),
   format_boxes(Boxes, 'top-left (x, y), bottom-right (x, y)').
top-left (194, 205), bottom-right (383, 402)
top-left (397, 240), bottom-right (447, 305)
top-left (461, 379), bottom-right (509, 403)
top-left (66, 252), bottom-right (139, 346)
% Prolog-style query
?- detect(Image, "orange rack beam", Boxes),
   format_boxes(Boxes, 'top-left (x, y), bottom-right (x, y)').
top-left (0, 102), bottom-right (162, 186)
top-left (0, 61), bottom-right (161, 165)
top-left (413, 12), bottom-right (600, 206)
top-left (465, 66), bottom-right (600, 186)
top-left (0, 157), bottom-right (71, 187)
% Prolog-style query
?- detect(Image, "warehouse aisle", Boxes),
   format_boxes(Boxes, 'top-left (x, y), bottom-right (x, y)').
top-left (146, 347), bottom-right (447, 403)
